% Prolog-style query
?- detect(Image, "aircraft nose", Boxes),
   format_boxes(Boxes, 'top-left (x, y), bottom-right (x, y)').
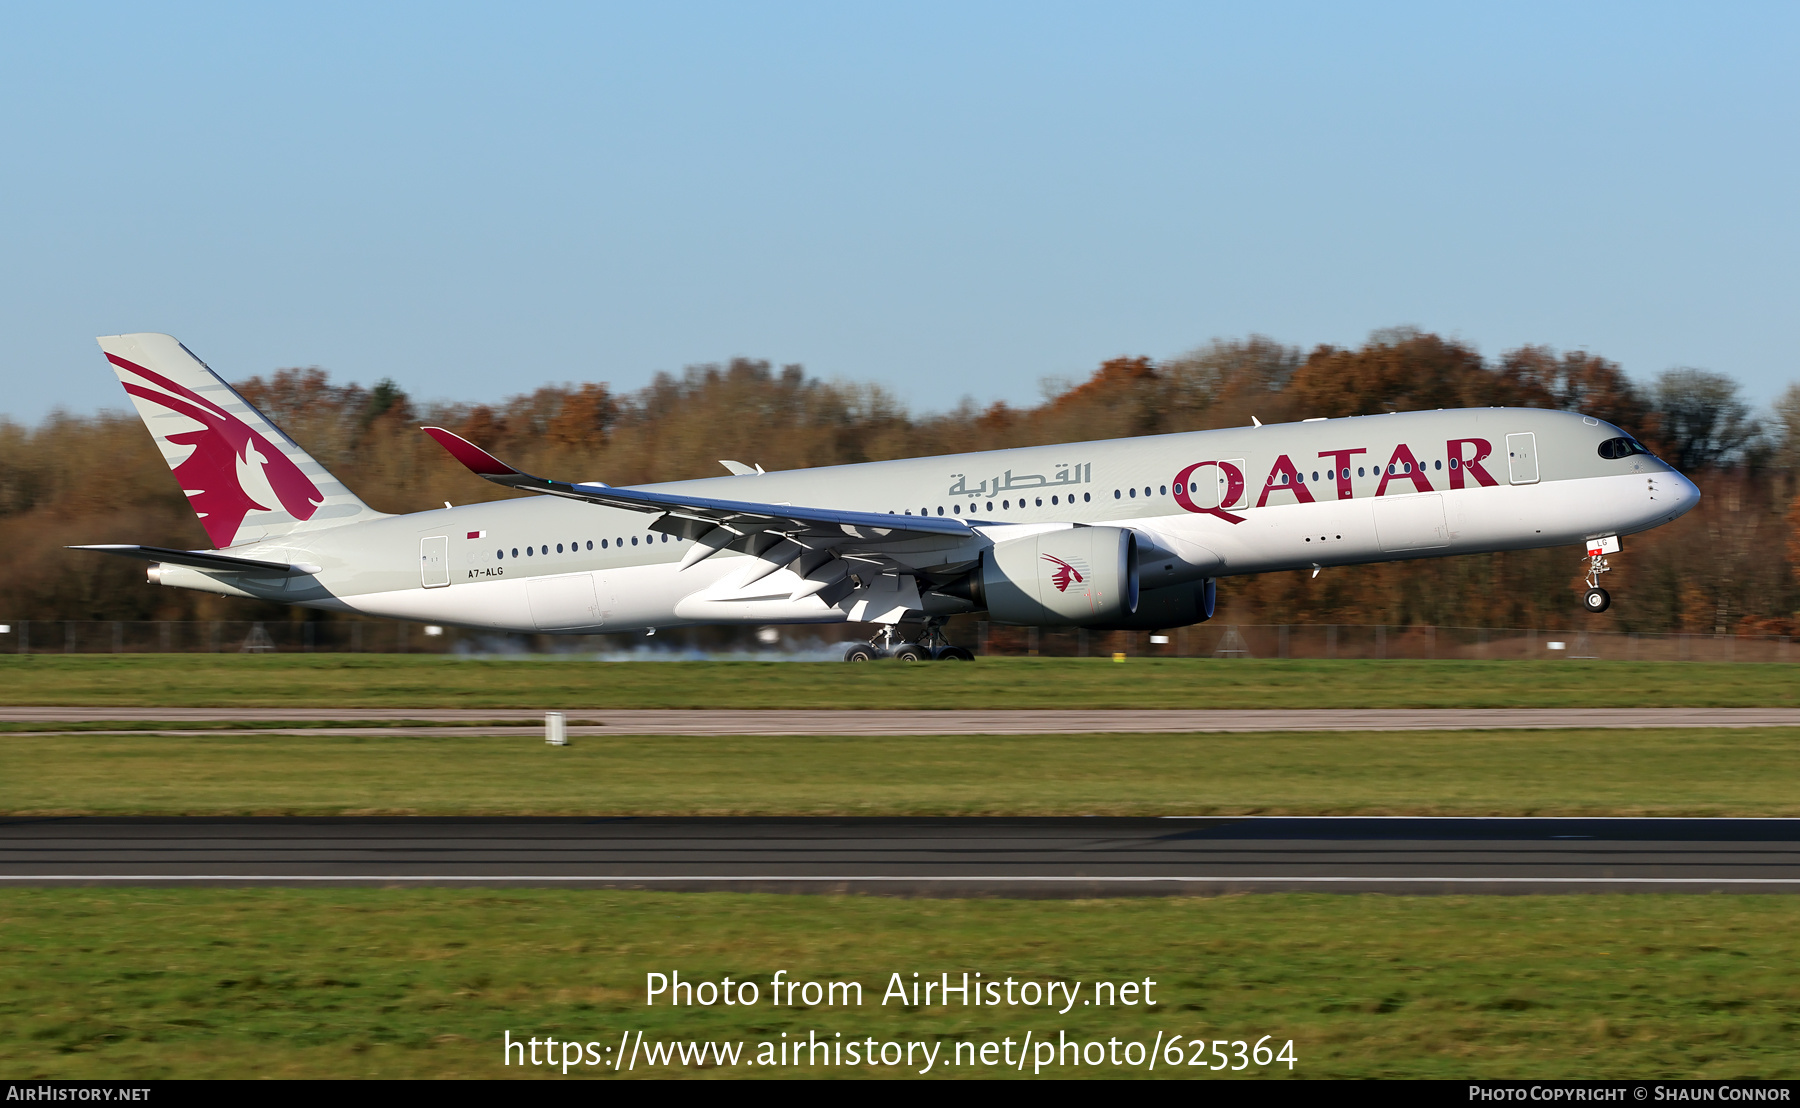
top-left (1665, 468), bottom-right (1701, 517)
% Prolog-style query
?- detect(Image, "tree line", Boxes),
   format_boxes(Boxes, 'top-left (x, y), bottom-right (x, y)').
top-left (3, 327), bottom-right (1797, 634)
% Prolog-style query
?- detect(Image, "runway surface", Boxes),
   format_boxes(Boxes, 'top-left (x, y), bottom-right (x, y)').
top-left (5, 817), bottom-right (1798, 894)
top-left (6, 707), bottom-right (1800, 736)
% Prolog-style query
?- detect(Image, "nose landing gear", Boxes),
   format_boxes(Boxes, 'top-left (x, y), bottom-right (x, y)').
top-left (1582, 536), bottom-right (1618, 614)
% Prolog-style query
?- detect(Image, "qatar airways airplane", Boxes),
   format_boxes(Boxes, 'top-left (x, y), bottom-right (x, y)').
top-left (76, 333), bottom-right (1700, 660)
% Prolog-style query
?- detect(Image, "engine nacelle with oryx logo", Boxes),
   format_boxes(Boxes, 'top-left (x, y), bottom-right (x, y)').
top-left (956, 526), bottom-right (1141, 627)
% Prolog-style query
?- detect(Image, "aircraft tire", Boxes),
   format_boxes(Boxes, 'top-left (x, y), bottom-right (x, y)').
top-left (935, 647), bottom-right (974, 661)
top-left (843, 644), bottom-right (877, 662)
top-left (892, 645), bottom-right (931, 662)
top-left (1583, 587), bottom-right (1611, 613)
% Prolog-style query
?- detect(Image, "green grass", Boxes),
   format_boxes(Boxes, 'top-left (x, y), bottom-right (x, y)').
top-left (2, 888), bottom-right (1796, 1079)
top-left (0, 720), bottom-right (563, 733)
top-left (2, 655), bottom-right (1799, 709)
top-left (7, 727), bottom-right (1800, 816)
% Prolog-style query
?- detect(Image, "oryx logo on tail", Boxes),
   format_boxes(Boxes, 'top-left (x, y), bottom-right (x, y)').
top-left (107, 353), bottom-right (323, 547)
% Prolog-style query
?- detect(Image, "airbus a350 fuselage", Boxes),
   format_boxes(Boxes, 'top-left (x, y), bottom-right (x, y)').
top-left (80, 333), bottom-right (1701, 646)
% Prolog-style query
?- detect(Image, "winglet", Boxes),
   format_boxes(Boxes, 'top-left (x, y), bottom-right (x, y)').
top-left (421, 427), bottom-right (521, 477)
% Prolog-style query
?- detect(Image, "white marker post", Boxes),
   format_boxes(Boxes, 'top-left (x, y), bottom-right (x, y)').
top-left (545, 712), bottom-right (568, 746)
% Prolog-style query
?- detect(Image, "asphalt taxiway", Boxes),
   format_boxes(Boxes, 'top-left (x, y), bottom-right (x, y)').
top-left (4, 816), bottom-right (1797, 895)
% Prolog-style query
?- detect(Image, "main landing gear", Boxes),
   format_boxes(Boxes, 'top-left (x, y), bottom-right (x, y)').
top-left (842, 619), bottom-right (975, 662)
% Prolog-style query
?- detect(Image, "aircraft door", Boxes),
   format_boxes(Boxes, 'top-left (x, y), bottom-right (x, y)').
top-left (1192, 460), bottom-right (1248, 510)
top-left (1505, 433), bottom-right (1539, 485)
top-left (420, 536), bottom-right (450, 588)
top-left (1222, 460), bottom-right (1247, 508)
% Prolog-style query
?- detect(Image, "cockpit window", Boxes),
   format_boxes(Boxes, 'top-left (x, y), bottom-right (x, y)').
top-left (1597, 437), bottom-right (1652, 460)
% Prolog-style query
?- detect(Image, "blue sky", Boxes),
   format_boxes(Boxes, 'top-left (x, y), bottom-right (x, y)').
top-left (2, 2), bottom-right (1795, 423)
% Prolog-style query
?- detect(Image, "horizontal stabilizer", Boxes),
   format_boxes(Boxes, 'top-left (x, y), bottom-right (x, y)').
top-left (69, 545), bottom-right (322, 576)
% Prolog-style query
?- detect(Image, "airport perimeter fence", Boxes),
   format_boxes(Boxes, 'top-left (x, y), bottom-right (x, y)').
top-left (1, 617), bottom-right (1795, 663)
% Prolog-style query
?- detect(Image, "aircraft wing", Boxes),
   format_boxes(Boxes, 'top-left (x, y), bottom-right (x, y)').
top-left (422, 427), bottom-right (971, 546)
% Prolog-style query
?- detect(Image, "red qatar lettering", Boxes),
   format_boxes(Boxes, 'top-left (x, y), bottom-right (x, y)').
top-left (1375, 443), bottom-right (1434, 496)
top-left (1255, 454), bottom-right (1316, 508)
top-left (1317, 447), bottom-right (1367, 500)
top-left (1447, 438), bottom-right (1498, 489)
top-left (1172, 461), bottom-right (1246, 524)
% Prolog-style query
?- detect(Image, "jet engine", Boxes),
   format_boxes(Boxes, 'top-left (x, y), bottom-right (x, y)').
top-left (1082, 577), bottom-right (1216, 631)
top-left (949, 526), bottom-right (1139, 626)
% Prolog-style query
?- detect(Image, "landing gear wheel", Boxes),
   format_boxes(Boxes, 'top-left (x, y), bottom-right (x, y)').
top-left (1581, 544), bottom-right (1616, 613)
top-left (935, 646), bottom-right (974, 661)
top-left (892, 644), bottom-right (930, 662)
top-left (843, 644), bottom-right (877, 662)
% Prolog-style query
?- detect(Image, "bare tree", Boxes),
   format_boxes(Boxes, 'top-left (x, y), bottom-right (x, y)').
top-left (1651, 368), bottom-right (1762, 472)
